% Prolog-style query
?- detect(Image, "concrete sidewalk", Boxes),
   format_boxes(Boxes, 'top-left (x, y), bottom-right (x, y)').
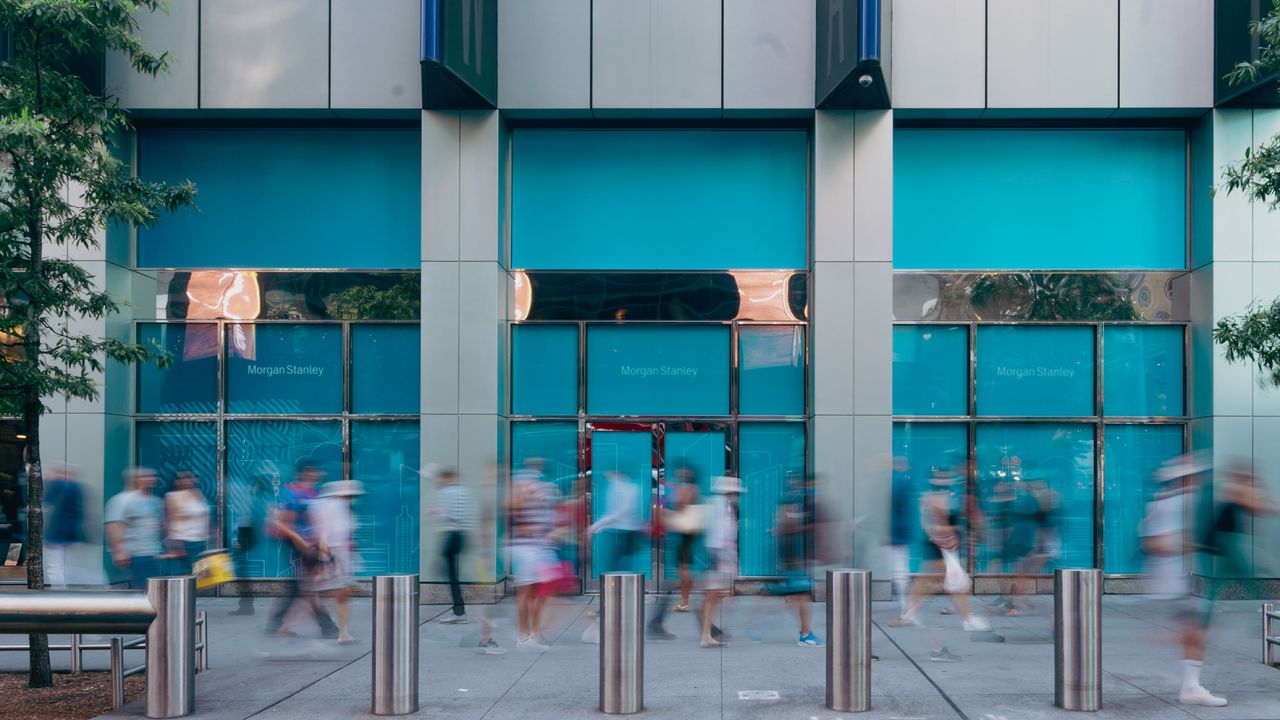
top-left (4, 594), bottom-right (1276, 719)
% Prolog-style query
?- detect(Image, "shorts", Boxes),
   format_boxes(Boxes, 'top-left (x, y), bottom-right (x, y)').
top-left (675, 533), bottom-right (696, 566)
top-left (706, 548), bottom-right (736, 590)
top-left (510, 544), bottom-right (555, 587)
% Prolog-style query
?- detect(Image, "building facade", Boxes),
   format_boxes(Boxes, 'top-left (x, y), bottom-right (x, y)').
top-left (1, 0), bottom-right (1276, 599)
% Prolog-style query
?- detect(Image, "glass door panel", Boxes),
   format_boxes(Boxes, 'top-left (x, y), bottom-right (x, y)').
top-left (663, 430), bottom-right (726, 582)
top-left (589, 426), bottom-right (655, 581)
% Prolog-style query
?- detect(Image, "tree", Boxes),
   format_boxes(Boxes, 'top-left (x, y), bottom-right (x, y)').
top-left (0, 0), bottom-right (194, 687)
top-left (1217, 1), bottom-right (1280, 384)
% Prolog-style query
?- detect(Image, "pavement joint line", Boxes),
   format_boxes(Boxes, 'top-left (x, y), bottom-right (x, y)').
top-left (477, 602), bottom-right (591, 720)
top-left (872, 619), bottom-right (969, 720)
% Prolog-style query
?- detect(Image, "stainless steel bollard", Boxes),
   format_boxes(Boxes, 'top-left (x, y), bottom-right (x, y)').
top-left (71, 633), bottom-right (82, 675)
top-left (372, 574), bottom-right (419, 715)
top-left (1054, 568), bottom-right (1102, 712)
top-left (146, 576), bottom-right (196, 719)
top-left (599, 572), bottom-right (644, 715)
top-left (111, 637), bottom-right (125, 710)
top-left (827, 569), bottom-right (871, 712)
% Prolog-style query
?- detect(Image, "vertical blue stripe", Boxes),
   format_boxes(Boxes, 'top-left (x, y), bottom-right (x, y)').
top-left (421, 0), bottom-right (440, 61)
top-left (859, 0), bottom-right (880, 61)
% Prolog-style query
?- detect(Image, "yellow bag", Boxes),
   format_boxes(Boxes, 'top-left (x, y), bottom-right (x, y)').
top-left (193, 549), bottom-right (234, 590)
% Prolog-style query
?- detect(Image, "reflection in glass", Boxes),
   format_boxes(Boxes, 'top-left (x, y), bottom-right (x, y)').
top-left (1103, 325), bottom-right (1184, 416)
top-left (351, 421), bottom-right (421, 575)
top-left (138, 324), bottom-right (219, 414)
top-left (739, 326), bottom-right (804, 415)
top-left (351, 325), bottom-right (420, 415)
top-left (892, 423), bottom-right (969, 572)
top-left (514, 271), bottom-right (808, 322)
top-left (225, 324), bottom-right (343, 414)
top-left (738, 423), bottom-right (805, 576)
top-left (974, 424), bottom-right (1095, 573)
top-left (225, 421), bottom-right (343, 578)
top-left (893, 325), bottom-right (968, 416)
top-left (976, 326), bottom-right (1095, 417)
top-left (1103, 425), bottom-right (1182, 574)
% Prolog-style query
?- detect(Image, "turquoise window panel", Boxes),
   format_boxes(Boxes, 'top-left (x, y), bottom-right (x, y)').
top-left (590, 431), bottom-right (653, 578)
top-left (137, 323), bottom-right (218, 414)
top-left (976, 326), bottom-right (1095, 417)
top-left (226, 324), bottom-right (343, 414)
top-left (138, 129), bottom-right (420, 269)
top-left (892, 423), bottom-right (969, 572)
top-left (664, 431), bottom-right (726, 579)
top-left (1103, 326), bottom-right (1184, 417)
top-left (351, 325), bottom-right (420, 415)
top-left (739, 326), bottom-right (805, 416)
top-left (512, 130), bottom-right (808, 270)
top-left (136, 421), bottom-right (219, 542)
top-left (587, 326), bottom-right (730, 416)
top-left (513, 325), bottom-right (579, 415)
top-left (225, 421), bottom-right (343, 578)
top-left (513, 422), bottom-right (581, 575)
top-left (975, 424), bottom-right (1095, 572)
top-left (1103, 424), bottom-right (1183, 574)
top-left (893, 325), bottom-right (968, 416)
top-left (738, 423), bottom-right (805, 576)
top-left (351, 421), bottom-right (421, 575)
top-left (894, 129), bottom-right (1186, 270)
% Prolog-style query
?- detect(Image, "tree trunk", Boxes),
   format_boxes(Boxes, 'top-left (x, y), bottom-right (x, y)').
top-left (24, 208), bottom-right (51, 688)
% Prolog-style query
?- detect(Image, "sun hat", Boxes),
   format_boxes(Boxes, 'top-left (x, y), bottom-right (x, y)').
top-left (1154, 452), bottom-right (1212, 483)
top-left (319, 480), bottom-right (365, 498)
top-left (712, 476), bottom-right (745, 494)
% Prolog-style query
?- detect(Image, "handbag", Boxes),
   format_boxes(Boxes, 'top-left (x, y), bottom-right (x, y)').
top-left (666, 504), bottom-right (706, 534)
top-left (193, 549), bottom-right (234, 590)
top-left (940, 548), bottom-right (971, 594)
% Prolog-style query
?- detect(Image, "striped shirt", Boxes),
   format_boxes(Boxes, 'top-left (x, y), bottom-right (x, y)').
top-left (437, 483), bottom-right (474, 533)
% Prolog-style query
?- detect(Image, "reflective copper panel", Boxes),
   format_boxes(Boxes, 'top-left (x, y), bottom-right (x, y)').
top-left (512, 271), bottom-right (808, 322)
top-left (155, 271), bottom-right (421, 321)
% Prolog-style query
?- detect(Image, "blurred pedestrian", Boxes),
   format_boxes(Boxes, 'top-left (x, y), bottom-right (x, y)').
top-left (701, 475), bottom-right (741, 648)
top-left (589, 470), bottom-right (644, 573)
top-left (310, 479), bottom-right (363, 645)
top-left (164, 470), bottom-right (210, 576)
top-left (649, 466), bottom-right (704, 640)
top-left (432, 465), bottom-right (473, 624)
top-left (43, 463), bottom-right (84, 589)
top-left (230, 471), bottom-right (271, 615)
top-left (887, 456), bottom-right (915, 623)
top-left (266, 460), bottom-right (339, 639)
top-left (105, 467), bottom-right (164, 590)
top-left (510, 457), bottom-right (557, 650)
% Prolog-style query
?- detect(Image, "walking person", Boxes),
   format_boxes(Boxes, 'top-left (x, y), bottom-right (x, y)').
top-left (266, 460), bottom-right (339, 639)
top-left (509, 458), bottom-right (557, 650)
top-left (585, 470), bottom-right (645, 644)
top-left (309, 479), bottom-right (363, 645)
top-left (105, 467), bottom-right (165, 590)
top-left (771, 474), bottom-right (823, 647)
top-left (43, 463), bottom-right (84, 589)
top-left (433, 466), bottom-right (473, 624)
top-left (701, 476), bottom-right (742, 648)
top-left (164, 470), bottom-right (210, 576)
top-left (648, 467), bottom-right (704, 640)
top-left (887, 456), bottom-right (916, 624)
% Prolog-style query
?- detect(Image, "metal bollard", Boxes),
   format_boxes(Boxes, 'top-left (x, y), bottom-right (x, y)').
top-left (372, 574), bottom-right (419, 716)
top-left (195, 611), bottom-right (208, 672)
top-left (146, 576), bottom-right (196, 719)
top-left (599, 572), bottom-right (644, 715)
top-left (111, 637), bottom-right (125, 710)
top-left (1054, 568), bottom-right (1102, 712)
top-left (1264, 603), bottom-right (1278, 666)
top-left (71, 633), bottom-right (82, 675)
top-left (827, 569), bottom-right (871, 712)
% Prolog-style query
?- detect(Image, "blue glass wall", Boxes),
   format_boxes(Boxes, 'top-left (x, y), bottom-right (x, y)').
top-left (138, 324), bottom-right (218, 414)
top-left (893, 325), bottom-right (968, 415)
top-left (226, 324), bottom-right (344, 414)
top-left (1103, 326), bottom-right (1184, 417)
top-left (351, 421), bottom-right (421, 575)
top-left (1103, 425), bottom-right (1183, 574)
top-left (590, 431), bottom-right (653, 578)
top-left (513, 325), bottom-right (579, 415)
top-left (738, 423), bottom-right (805, 576)
top-left (976, 326), bottom-right (1095, 416)
top-left (739, 326), bottom-right (805, 416)
top-left (895, 129), bottom-right (1186, 270)
top-left (586, 326), bottom-right (730, 416)
top-left (136, 422), bottom-right (219, 542)
top-left (351, 325), bottom-right (421, 415)
top-left (512, 130), bottom-right (808, 270)
top-left (138, 129), bottom-right (420, 269)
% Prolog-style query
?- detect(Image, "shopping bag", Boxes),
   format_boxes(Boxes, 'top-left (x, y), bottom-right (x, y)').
top-left (940, 548), bottom-right (971, 593)
top-left (193, 549), bottom-right (235, 590)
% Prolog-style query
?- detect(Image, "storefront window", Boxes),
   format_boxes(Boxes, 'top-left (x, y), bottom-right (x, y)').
top-left (225, 324), bottom-right (343, 414)
top-left (351, 421), bottom-right (420, 575)
top-left (351, 325), bottom-right (421, 415)
top-left (512, 325), bottom-right (579, 416)
top-left (976, 326), bottom-right (1095, 417)
top-left (0, 422), bottom-right (26, 570)
top-left (586, 325), bottom-right (730, 416)
top-left (138, 323), bottom-right (218, 414)
top-left (739, 326), bottom-right (804, 416)
top-left (738, 423), bottom-right (805, 576)
top-left (136, 422), bottom-right (219, 545)
top-left (1103, 325), bottom-right (1183, 416)
top-left (893, 325), bottom-right (968, 416)
top-left (1103, 424), bottom-right (1183, 574)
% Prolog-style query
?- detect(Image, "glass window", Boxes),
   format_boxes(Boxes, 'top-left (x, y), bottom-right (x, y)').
top-left (739, 326), bottom-right (804, 415)
top-left (225, 324), bottom-right (343, 414)
top-left (1103, 424), bottom-right (1183, 574)
top-left (351, 421), bottom-right (421, 575)
top-left (586, 325), bottom-right (730, 416)
top-left (664, 430), bottom-right (726, 579)
top-left (513, 325), bottom-right (579, 415)
top-left (976, 326), bottom-right (1095, 417)
top-left (136, 422), bottom-right (219, 545)
top-left (512, 422), bottom-right (579, 579)
top-left (351, 325), bottom-right (420, 415)
top-left (738, 423), bottom-right (806, 576)
top-left (225, 421), bottom-right (343, 578)
top-left (974, 424), bottom-right (1095, 572)
top-left (0, 423), bottom-right (27, 566)
top-left (892, 423), bottom-right (969, 571)
top-left (1104, 326), bottom-right (1184, 417)
top-left (893, 325), bottom-right (968, 415)
top-left (138, 323), bottom-right (219, 414)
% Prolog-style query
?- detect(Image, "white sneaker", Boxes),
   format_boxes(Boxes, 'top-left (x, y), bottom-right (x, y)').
top-left (581, 627), bottom-right (600, 644)
top-left (1178, 685), bottom-right (1228, 707)
top-left (517, 636), bottom-right (549, 652)
top-left (962, 616), bottom-right (990, 632)
top-left (440, 614), bottom-right (468, 625)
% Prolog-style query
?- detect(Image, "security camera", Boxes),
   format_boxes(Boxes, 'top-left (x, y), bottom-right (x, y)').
top-left (857, 74), bottom-right (873, 88)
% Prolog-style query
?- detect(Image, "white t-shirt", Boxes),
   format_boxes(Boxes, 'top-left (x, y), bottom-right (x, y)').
top-left (1141, 490), bottom-right (1188, 596)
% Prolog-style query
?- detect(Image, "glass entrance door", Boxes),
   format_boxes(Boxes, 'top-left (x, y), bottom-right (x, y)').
top-left (585, 421), bottom-right (729, 592)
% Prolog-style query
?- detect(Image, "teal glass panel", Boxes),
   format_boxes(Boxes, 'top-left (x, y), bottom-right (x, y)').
top-left (513, 422), bottom-right (580, 574)
top-left (893, 325), bottom-right (968, 415)
top-left (739, 326), bottom-right (804, 415)
top-left (738, 423), bottom-right (805, 576)
top-left (664, 431), bottom-right (726, 579)
top-left (1103, 424), bottom-right (1183, 574)
top-left (895, 129), bottom-right (1186, 270)
top-left (587, 326), bottom-right (729, 416)
top-left (974, 424), bottom-right (1095, 572)
top-left (513, 130), bottom-right (808, 270)
top-left (138, 129), bottom-right (420, 269)
top-left (976, 326), bottom-right (1095, 417)
top-left (226, 324), bottom-right (343, 414)
top-left (225, 421), bottom-right (343, 578)
top-left (892, 423), bottom-right (969, 572)
top-left (351, 325), bottom-right (420, 415)
top-left (351, 421), bottom-right (421, 575)
top-left (513, 325), bottom-right (579, 415)
top-left (590, 431), bottom-right (652, 578)
top-left (136, 421), bottom-right (219, 543)
top-left (1103, 326), bottom-right (1184, 416)
top-left (138, 323), bottom-right (218, 414)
